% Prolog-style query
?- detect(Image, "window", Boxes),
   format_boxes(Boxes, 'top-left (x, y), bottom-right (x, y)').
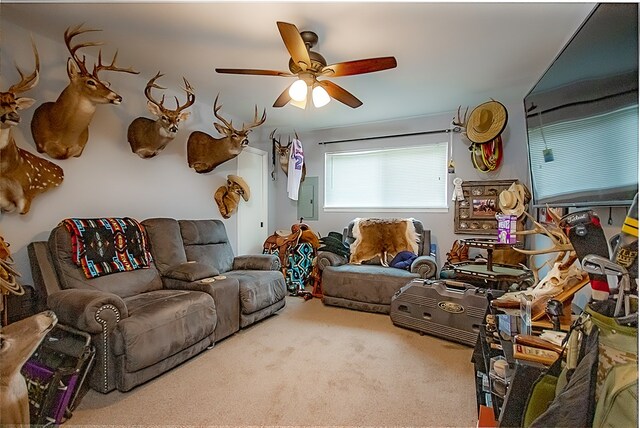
top-left (324, 142), bottom-right (449, 210)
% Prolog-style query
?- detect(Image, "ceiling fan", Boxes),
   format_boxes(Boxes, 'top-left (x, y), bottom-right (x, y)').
top-left (215, 21), bottom-right (397, 109)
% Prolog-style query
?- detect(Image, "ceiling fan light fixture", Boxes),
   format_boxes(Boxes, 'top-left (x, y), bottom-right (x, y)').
top-left (289, 79), bottom-right (308, 102)
top-left (312, 84), bottom-right (331, 108)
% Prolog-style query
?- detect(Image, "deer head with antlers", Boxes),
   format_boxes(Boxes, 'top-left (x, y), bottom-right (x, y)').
top-left (187, 95), bottom-right (266, 174)
top-left (127, 72), bottom-right (195, 159)
top-left (1, 40), bottom-right (64, 215)
top-left (270, 129), bottom-right (306, 182)
top-left (31, 24), bottom-right (139, 160)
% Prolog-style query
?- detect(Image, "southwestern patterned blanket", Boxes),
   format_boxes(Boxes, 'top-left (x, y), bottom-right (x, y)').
top-left (62, 217), bottom-right (152, 279)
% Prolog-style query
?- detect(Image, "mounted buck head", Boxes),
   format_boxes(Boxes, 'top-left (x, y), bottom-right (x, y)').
top-left (1, 40), bottom-right (64, 215)
top-left (270, 129), bottom-right (291, 176)
top-left (269, 129), bottom-right (306, 182)
top-left (31, 24), bottom-right (139, 160)
top-left (187, 95), bottom-right (266, 173)
top-left (127, 72), bottom-right (195, 158)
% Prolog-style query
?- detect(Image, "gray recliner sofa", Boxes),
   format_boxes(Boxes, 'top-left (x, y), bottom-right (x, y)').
top-left (317, 218), bottom-right (437, 314)
top-left (28, 218), bottom-right (286, 393)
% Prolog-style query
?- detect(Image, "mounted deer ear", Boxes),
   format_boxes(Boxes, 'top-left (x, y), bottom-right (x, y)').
top-left (66, 57), bottom-right (81, 78)
top-left (146, 100), bottom-right (163, 116)
top-left (15, 97), bottom-right (36, 110)
top-left (178, 111), bottom-right (191, 121)
top-left (214, 122), bottom-right (229, 136)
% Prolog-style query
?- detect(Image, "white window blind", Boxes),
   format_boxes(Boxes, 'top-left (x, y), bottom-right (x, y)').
top-left (324, 142), bottom-right (448, 210)
top-left (528, 105), bottom-right (638, 203)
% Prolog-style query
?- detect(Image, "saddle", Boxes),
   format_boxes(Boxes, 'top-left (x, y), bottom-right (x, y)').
top-left (263, 224), bottom-right (320, 278)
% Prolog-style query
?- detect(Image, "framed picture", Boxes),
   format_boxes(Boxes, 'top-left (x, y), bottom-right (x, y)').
top-left (454, 179), bottom-right (519, 234)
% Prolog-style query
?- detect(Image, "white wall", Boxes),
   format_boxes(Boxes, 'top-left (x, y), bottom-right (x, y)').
top-left (269, 102), bottom-right (534, 265)
top-left (1, 19), bottom-right (249, 285)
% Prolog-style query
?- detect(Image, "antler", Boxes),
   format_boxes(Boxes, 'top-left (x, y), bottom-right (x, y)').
top-left (511, 211), bottom-right (575, 282)
top-left (213, 94), bottom-right (234, 130)
top-left (144, 71), bottom-right (167, 109)
top-left (64, 24), bottom-right (103, 75)
top-left (242, 105), bottom-right (267, 132)
top-left (452, 105), bottom-right (469, 128)
top-left (8, 38), bottom-right (39, 94)
top-left (514, 212), bottom-right (573, 255)
top-left (175, 77), bottom-right (196, 113)
top-left (93, 49), bottom-right (138, 77)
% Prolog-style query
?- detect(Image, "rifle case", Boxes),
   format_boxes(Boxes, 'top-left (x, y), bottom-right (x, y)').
top-left (390, 279), bottom-right (500, 346)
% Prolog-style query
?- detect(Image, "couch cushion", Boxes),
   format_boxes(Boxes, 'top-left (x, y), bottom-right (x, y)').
top-left (179, 220), bottom-right (235, 273)
top-left (225, 270), bottom-right (287, 314)
top-left (113, 289), bottom-right (216, 372)
top-left (48, 225), bottom-right (163, 298)
top-left (142, 218), bottom-right (188, 275)
top-left (165, 262), bottom-right (219, 282)
top-left (322, 264), bottom-right (418, 305)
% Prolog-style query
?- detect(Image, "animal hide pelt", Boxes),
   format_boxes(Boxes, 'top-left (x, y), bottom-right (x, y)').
top-left (350, 218), bottom-right (419, 267)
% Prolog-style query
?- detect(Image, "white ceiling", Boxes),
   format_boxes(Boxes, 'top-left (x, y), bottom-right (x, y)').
top-left (3, 1), bottom-right (596, 132)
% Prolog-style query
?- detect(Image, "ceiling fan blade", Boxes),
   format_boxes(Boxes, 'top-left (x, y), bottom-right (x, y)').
top-left (318, 80), bottom-right (363, 108)
top-left (215, 68), bottom-right (294, 77)
top-left (322, 56), bottom-right (397, 77)
top-left (273, 84), bottom-right (292, 108)
top-left (276, 21), bottom-right (311, 70)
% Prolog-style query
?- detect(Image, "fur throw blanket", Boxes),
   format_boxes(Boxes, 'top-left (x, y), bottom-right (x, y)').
top-left (349, 218), bottom-right (419, 266)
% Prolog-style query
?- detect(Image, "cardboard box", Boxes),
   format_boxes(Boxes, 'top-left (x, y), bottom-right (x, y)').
top-left (496, 214), bottom-right (517, 244)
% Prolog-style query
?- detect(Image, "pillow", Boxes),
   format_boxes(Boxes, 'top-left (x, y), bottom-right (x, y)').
top-left (165, 262), bottom-right (219, 282)
top-left (390, 251), bottom-right (418, 270)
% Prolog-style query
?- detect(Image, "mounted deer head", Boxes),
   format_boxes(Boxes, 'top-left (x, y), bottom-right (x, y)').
top-left (187, 95), bottom-right (266, 173)
top-left (270, 129), bottom-right (306, 182)
top-left (31, 24), bottom-right (139, 159)
top-left (127, 72), bottom-right (195, 159)
top-left (1, 40), bottom-right (64, 215)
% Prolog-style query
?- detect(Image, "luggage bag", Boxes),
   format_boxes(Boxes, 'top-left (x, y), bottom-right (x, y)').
top-left (390, 279), bottom-right (498, 346)
top-left (21, 323), bottom-right (96, 426)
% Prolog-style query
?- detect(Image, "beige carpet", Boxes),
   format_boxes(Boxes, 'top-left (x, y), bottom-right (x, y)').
top-left (69, 296), bottom-right (479, 427)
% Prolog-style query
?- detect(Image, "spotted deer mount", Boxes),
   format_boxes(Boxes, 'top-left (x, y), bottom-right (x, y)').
top-left (127, 72), bottom-right (195, 159)
top-left (187, 95), bottom-right (266, 174)
top-left (1, 39), bottom-right (64, 215)
top-left (31, 24), bottom-right (139, 160)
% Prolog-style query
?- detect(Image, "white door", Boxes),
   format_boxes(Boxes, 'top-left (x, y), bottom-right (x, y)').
top-left (236, 147), bottom-right (268, 255)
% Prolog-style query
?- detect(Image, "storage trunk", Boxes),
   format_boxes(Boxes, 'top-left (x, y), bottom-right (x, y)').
top-left (390, 279), bottom-right (500, 346)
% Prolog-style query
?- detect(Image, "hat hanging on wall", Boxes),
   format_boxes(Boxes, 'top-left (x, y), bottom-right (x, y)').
top-left (466, 100), bottom-right (508, 144)
top-left (498, 182), bottom-right (531, 218)
top-left (227, 174), bottom-right (250, 201)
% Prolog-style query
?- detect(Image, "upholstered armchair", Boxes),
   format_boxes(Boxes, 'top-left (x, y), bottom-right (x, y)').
top-left (317, 218), bottom-right (437, 313)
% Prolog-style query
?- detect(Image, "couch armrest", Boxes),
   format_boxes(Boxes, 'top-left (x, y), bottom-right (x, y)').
top-left (164, 262), bottom-right (219, 282)
top-left (47, 289), bottom-right (128, 334)
top-left (411, 255), bottom-right (437, 279)
top-left (233, 254), bottom-right (280, 271)
top-left (316, 251), bottom-right (348, 271)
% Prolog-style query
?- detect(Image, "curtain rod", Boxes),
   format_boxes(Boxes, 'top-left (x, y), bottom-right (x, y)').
top-left (318, 126), bottom-right (462, 145)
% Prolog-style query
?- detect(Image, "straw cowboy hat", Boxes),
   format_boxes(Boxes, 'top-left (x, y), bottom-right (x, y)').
top-left (499, 182), bottom-right (531, 218)
top-left (466, 100), bottom-right (508, 144)
top-left (227, 175), bottom-right (250, 201)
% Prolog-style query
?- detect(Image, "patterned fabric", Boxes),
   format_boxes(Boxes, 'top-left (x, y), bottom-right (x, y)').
top-left (286, 243), bottom-right (314, 292)
top-left (62, 217), bottom-right (152, 279)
